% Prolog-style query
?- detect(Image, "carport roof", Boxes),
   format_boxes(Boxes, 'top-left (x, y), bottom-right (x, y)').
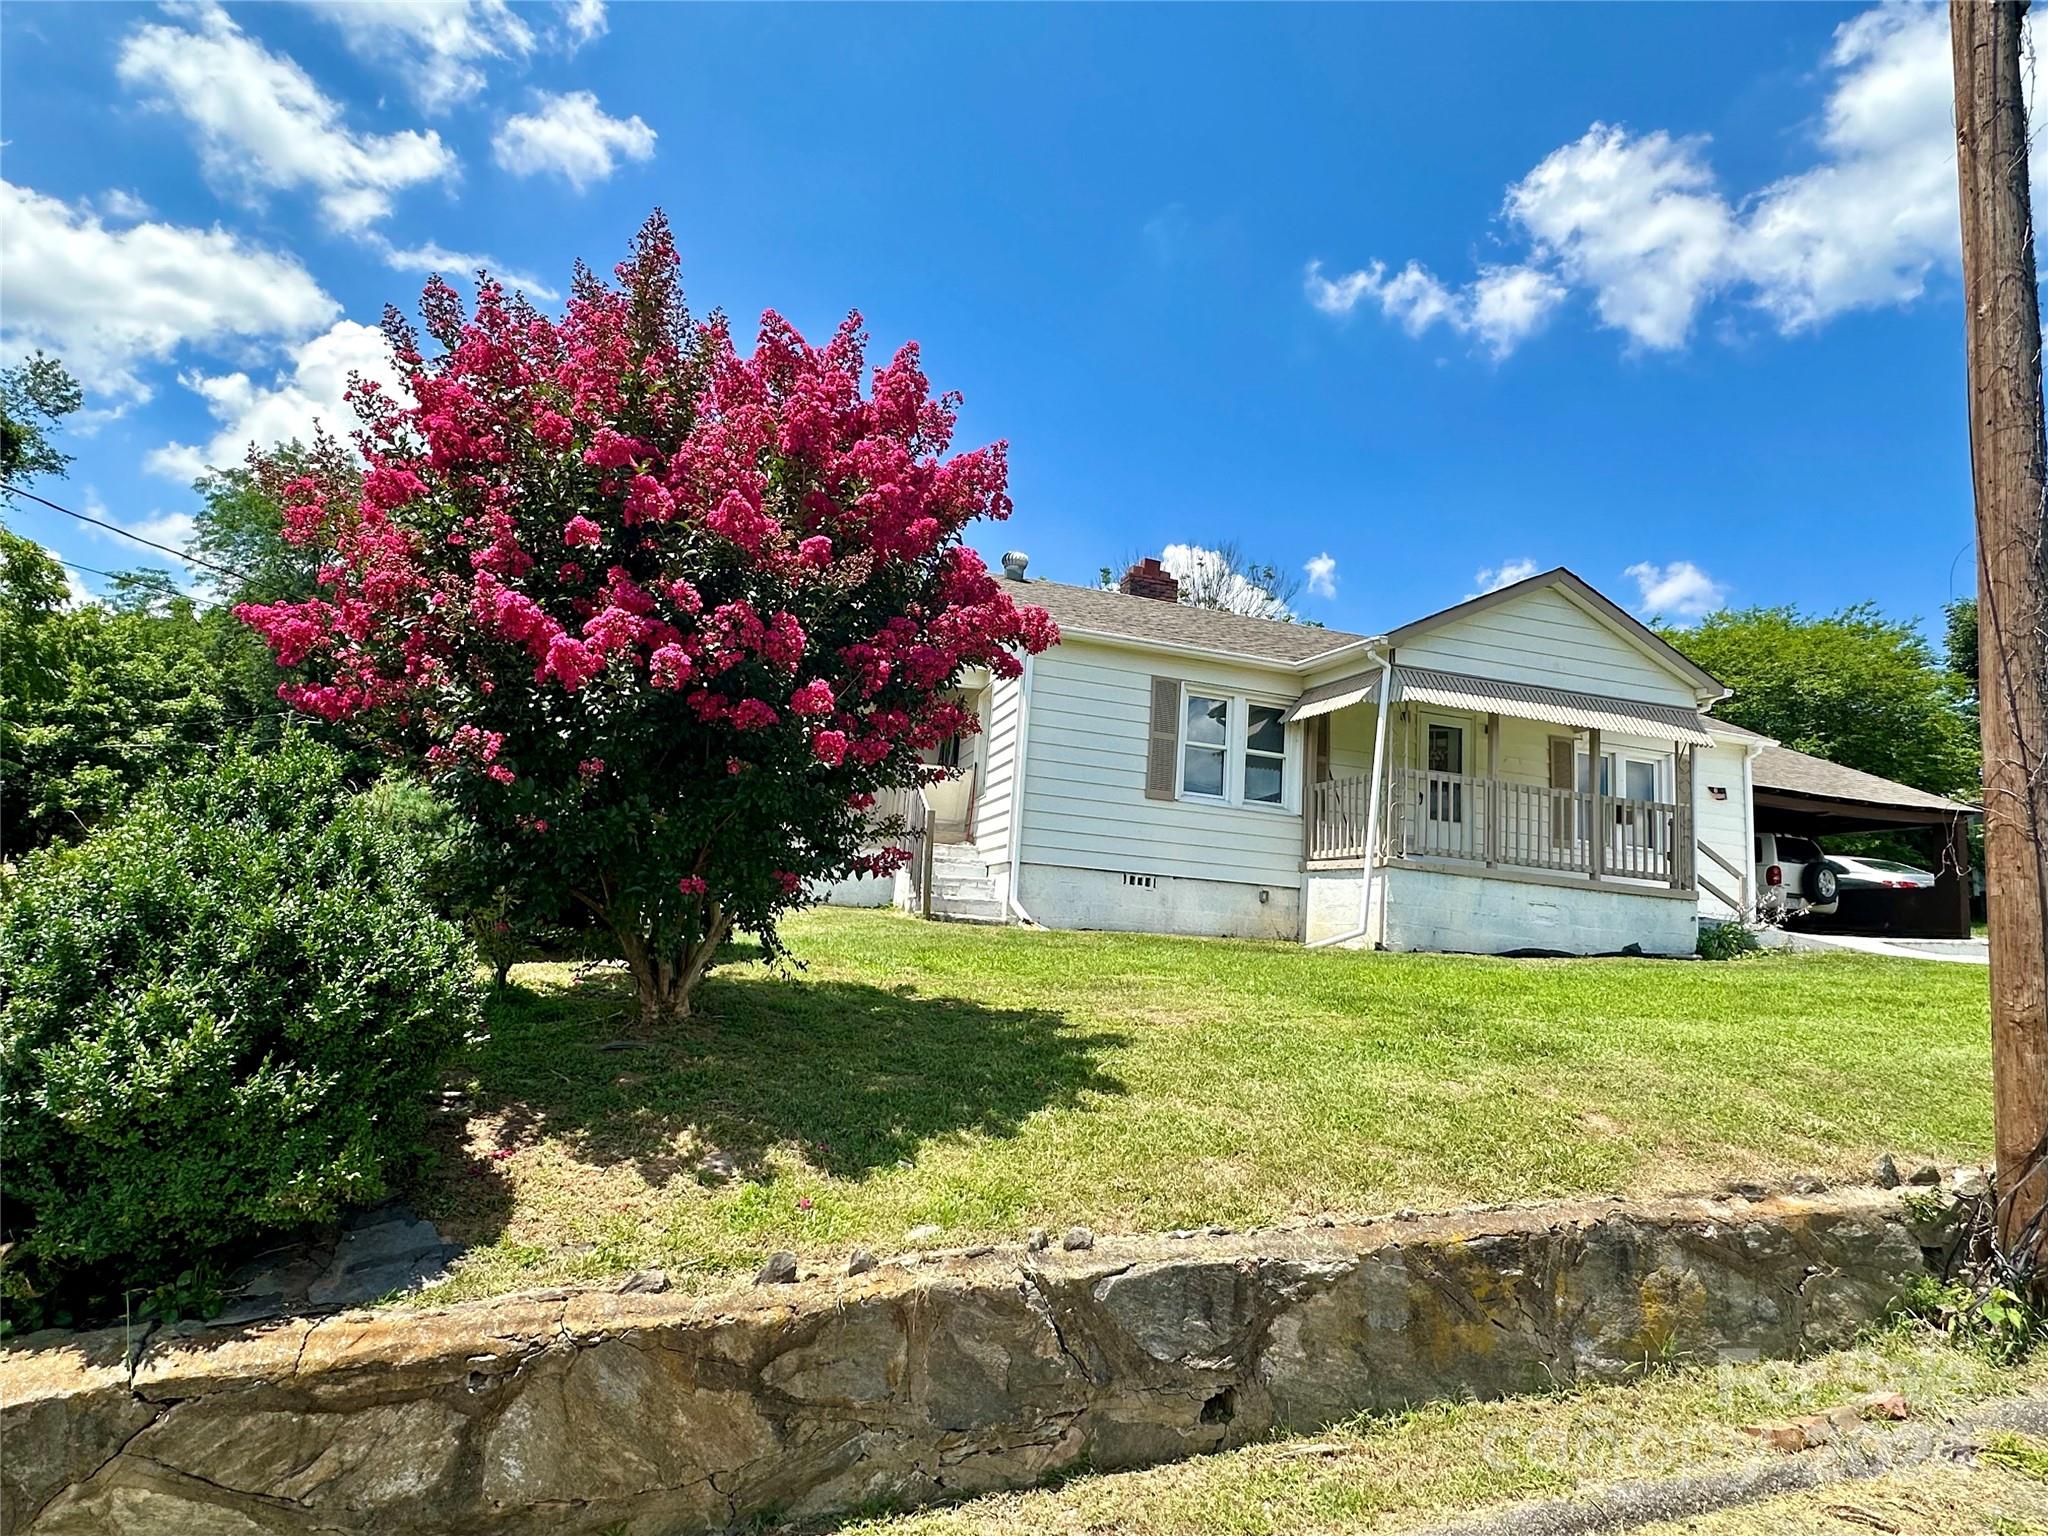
top-left (1707, 717), bottom-right (1978, 825)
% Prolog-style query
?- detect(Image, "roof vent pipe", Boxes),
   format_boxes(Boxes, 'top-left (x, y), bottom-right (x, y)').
top-left (1000, 550), bottom-right (1029, 580)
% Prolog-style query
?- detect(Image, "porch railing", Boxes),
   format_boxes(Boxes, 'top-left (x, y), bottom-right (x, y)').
top-left (1312, 768), bottom-right (1689, 887)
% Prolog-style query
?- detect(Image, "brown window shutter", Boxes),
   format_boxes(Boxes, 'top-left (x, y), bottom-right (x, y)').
top-left (1548, 736), bottom-right (1576, 846)
top-left (1313, 716), bottom-right (1331, 783)
top-left (1146, 677), bottom-right (1181, 800)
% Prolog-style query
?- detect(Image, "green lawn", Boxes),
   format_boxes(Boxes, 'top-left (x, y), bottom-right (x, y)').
top-left (413, 907), bottom-right (1991, 1302)
top-left (811, 1329), bottom-right (2048, 1536)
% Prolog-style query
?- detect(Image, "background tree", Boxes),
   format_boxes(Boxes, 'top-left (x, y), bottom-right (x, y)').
top-left (0, 568), bottom-right (238, 857)
top-left (1946, 595), bottom-right (1980, 719)
top-left (240, 214), bottom-right (1056, 1023)
top-left (1661, 604), bottom-right (1980, 800)
top-left (0, 353), bottom-right (82, 490)
top-left (1098, 540), bottom-right (1306, 621)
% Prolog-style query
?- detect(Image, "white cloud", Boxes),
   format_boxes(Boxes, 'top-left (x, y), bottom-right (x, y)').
top-left (1305, 259), bottom-right (1563, 359)
top-left (147, 320), bottom-right (409, 481)
top-left (117, 1), bottom-right (455, 232)
top-left (1304, 552), bottom-right (1338, 599)
top-left (1624, 560), bottom-right (1726, 620)
top-left (1469, 266), bottom-right (1570, 357)
top-left (92, 188), bottom-right (153, 222)
top-left (1160, 542), bottom-right (1297, 620)
top-left (1471, 558), bottom-right (1541, 598)
top-left (78, 490), bottom-right (200, 581)
top-left (1311, 5), bottom-right (2018, 356)
top-left (1737, 4), bottom-right (1963, 330)
top-left (373, 236), bottom-right (560, 301)
top-left (1506, 125), bottom-right (1734, 350)
top-left (562, 0), bottom-right (607, 49)
top-left (305, 0), bottom-right (536, 113)
top-left (0, 180), bottom-right (338, 400)
top-left (494, 90), bottom-right (655, 189)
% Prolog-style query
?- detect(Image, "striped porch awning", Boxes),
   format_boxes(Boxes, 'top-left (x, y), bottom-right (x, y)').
top-left (1283, 668), bottom-right (1384, 723)
top-left (1392, 665), bottom-right (1715, 746)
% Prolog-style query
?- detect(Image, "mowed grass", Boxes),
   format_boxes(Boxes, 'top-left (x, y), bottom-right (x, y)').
top-left (413, 907), bottom-right (1991, 1301)
top-left (813, 1329), bottom-right (2048, 1536)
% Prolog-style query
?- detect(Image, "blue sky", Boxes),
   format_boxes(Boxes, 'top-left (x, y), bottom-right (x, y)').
top-left (0, 1), bottom-right (1985, 638)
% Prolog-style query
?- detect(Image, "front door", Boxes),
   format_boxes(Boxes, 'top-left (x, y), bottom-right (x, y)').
top-left (1425, 720), bottom-right (1465, 826)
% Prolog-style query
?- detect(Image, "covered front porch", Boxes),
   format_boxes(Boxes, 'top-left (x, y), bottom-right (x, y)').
top-left (1291, 665), bottom-right (1715, 951)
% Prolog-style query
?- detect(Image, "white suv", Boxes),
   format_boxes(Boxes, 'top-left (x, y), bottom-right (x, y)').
top-left (1756, 833), bottom-right (1840, 920)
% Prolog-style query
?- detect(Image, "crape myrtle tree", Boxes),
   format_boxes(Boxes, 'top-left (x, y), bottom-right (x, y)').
top-left (240, 215), bottom-right (1057, 1022)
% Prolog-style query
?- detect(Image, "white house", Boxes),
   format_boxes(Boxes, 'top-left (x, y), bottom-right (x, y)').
top-left (841, 556), bottom-right (1775, 957)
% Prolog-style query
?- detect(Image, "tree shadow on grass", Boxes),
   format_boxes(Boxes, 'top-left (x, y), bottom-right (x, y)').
top-left (441, 961), bottom-right (1129, 1201)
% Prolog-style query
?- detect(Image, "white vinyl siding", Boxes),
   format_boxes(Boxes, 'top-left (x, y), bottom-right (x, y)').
top-left (971, 671), bottom-right (1024, 867)
top-left (1019, 640), bottom-right (1305, 887)
top-left (1694, 737), bottom-right (1752, 920)
top-left (1395, 585), bottom-right (1700, 709)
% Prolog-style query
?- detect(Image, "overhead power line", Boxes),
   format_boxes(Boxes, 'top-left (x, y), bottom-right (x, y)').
top-left (0, 481), bottom-right (250, 583)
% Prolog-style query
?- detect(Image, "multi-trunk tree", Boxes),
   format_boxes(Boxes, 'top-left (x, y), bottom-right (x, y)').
top-left (241, 215), bottom-right (1056, 1021)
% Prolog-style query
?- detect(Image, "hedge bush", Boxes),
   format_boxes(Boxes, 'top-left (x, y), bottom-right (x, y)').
top-left (0, 739), bottom-right (481, 1316)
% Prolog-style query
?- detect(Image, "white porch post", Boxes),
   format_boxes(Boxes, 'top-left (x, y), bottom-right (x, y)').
top-left (1587, 727), bottom-right (1605, 882)
top-left (1355, 658), bottom-right (1394, 934)
top-left (1484, 711), bottom-right (1500, 867)
top-left (1672, 742), bottom-right (1696, 891)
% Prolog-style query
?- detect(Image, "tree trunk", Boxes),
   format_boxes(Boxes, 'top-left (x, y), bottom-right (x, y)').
top-left (1953, 0), bottom-right (2048, 1263)
top-left (612, 910), bottom-right (734, 1026)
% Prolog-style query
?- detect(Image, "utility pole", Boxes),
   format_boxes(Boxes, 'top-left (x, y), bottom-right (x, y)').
top-left (1953, 0), bottom-right (2048, 1265)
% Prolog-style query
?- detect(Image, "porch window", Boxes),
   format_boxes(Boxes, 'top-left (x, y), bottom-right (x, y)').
top-left (1181, 693), bottom-right (1230, 799)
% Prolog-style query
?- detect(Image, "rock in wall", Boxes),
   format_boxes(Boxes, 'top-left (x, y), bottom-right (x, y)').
top-left (1, 1186), bottom-right (1942, 1535)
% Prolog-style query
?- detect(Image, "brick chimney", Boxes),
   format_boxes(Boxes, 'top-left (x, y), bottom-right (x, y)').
top-left (1119, 557), bottom-right (1181, 602)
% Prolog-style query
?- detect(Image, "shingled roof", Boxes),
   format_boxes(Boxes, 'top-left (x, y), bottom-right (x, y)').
top-left (998, 578), bottom-right (1374, 668)
top-left (1705, 717), bottom-right (1977, 816)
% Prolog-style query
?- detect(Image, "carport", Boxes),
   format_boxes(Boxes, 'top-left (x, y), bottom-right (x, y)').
top-left (1746, 738), bottom-right (1979, 940)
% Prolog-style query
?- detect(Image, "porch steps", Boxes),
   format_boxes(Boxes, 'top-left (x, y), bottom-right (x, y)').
top-left (927, 844), bottom-right (1009, 925)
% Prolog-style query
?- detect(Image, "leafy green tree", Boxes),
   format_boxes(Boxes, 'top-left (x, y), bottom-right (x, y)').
top-left (1662, 604), bottom-right (1979, 800)
top-left (0, 526), bottom-right (71, 707)
top-left (0, 353), bottom-right (82, 490)
top-left (1946, 597), bottom-right (1980, 711)
top-left (0, 586), bottom-right (238, 857)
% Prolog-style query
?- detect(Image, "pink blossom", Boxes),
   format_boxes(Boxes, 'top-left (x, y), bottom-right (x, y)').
top-left (649, 643), bottom-right (695, 689)
top-left (811, 729), bottom-right (849, 766)
top-left (677, 875), bottom-right (707, 895)
top-left (562, 515), bottom-right (603, 548)
top-left (578, 757), bottom-right (606, 780)
top-left (797, 535), bottom-right (833, 567)
top-left (534, 409), bottom-right (574, 449)
top-left (789, 679), bottom-right (835, 716)
top-left (772, 870), bottom-right (802, 895)
top-left (731, 697), bottom-right (780, 731)
top-left (545, 633), bottom-right (604, 690)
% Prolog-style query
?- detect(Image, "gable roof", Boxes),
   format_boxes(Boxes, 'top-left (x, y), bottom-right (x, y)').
top-left (998, 578), bottom-right (1374, 668)
top-left (1705, 718), bottom-right (1978, 816)
top-left (998, 564), bottom-right (1725, 695)
top-left (1380, 566), bottom-right (1728, 699)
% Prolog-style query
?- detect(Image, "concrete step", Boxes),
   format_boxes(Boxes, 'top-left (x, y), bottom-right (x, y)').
top-left (932, 899), bottom-right (1008, 924)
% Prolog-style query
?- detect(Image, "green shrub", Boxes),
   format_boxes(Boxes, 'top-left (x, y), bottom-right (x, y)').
top-left (0, 739), bottom-right (481, 1319)
top-left (1696, 920), bottom-right (1761, 961)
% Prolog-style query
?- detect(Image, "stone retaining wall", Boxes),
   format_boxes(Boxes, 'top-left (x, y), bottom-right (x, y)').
top-left (1, 1186), bottom-right (1950, 1535)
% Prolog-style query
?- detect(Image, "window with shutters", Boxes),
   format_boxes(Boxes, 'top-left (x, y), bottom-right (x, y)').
top-left (1169, 685), bottom-right (1298, 810)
